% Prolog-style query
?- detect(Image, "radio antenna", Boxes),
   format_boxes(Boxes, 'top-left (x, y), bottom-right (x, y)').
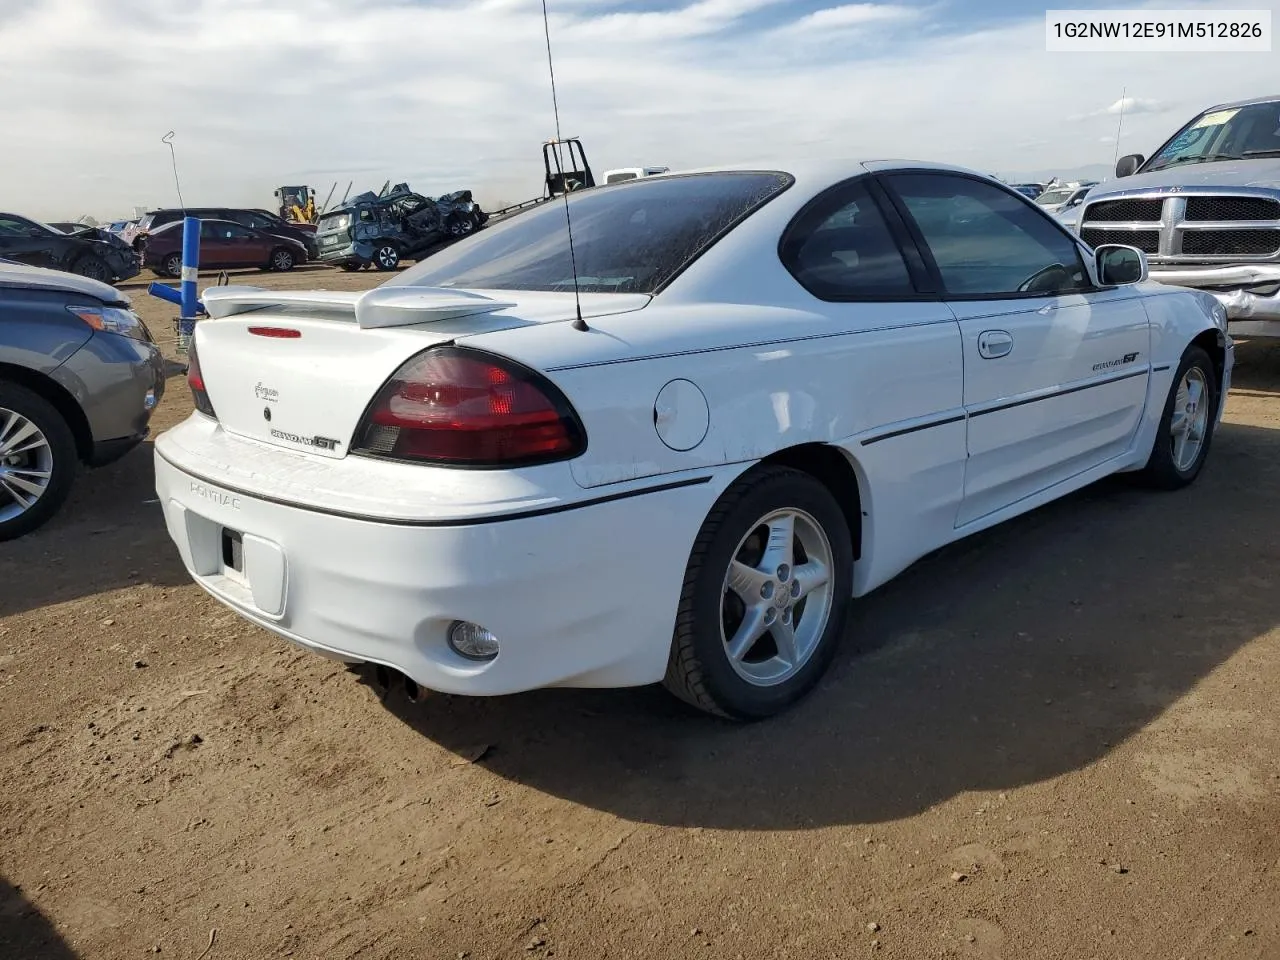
top-left (1112, 86), bottom-right (1127, 171)
top-left (161, 131), bottom-right (186, 211)
top-left (541, 0), bottom-right (589, 332)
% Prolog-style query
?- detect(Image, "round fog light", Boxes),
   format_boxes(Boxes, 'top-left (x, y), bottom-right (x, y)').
top-left (448, 621), bottom-right (500, 661)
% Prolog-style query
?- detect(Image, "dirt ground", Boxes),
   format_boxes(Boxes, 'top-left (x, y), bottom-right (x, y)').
top-left (2, 265), bottom-right (1278, 960)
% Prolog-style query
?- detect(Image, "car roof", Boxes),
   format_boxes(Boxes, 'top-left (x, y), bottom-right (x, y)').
top-left (640, 158), bottom-right (997, 194)
top-left (1203, 93), bottom-right (1280, 111)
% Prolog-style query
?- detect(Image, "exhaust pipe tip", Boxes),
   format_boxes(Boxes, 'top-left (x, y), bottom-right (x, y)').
top-left (403, 674), bottom-right (426, 703)
top-left (372, 664), bottom-right (393, 692)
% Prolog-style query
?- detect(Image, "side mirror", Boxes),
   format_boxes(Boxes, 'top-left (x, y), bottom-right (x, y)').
top-left (1115, 154), bottom-right (1144, 178)
top-left (1095, 244), bottom-right (1148, 286)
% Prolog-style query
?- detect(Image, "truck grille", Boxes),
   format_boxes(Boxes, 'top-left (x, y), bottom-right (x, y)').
top-left (1079, 228), bottom-right (1160, 253)
top-left (1080, 191), bottom-right (1280, 261)
top-left (1182, 230), bottom-right (1280, 256)
top-left (1185, 196), bottom-right (1280, 222)
top-left (1085, 198), bottom-right (1165, 222)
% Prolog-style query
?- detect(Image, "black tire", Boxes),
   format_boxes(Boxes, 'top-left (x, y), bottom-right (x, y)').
top-left (0, 382), bottom-right (78, 543)
top-left (372, 243), bottom-right (400, 271)
top-left (662, 465), bottom-right (853, 720)
top-left (160, 253), bottom-right (183, 279)
top-left (448, 214), bottom-right (475, 237)
top-left (71, 255), bottom-right (112, 283)
top-left (268, 247), bottom-right (296, 272)
top-left (1139, 344), bottom-right (1218, 490)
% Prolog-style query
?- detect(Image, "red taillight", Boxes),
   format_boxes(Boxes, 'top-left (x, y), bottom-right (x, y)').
top-left (352, 347), bottom-right (585, 466)
top-left (248, 326), bottom-right (301, 338)
top-left (186, 339), bottom-right (217, 420)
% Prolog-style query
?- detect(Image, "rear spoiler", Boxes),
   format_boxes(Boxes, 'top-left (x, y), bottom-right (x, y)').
top-left (201, 285), bottom-right (517, 329)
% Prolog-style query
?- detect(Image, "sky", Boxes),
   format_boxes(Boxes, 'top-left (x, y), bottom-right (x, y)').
top-left (1, 0), bottom-right (1278, 220)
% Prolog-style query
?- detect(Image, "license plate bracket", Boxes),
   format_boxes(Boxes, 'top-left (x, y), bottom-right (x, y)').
top-left (221, 527), bottom-right (245, 575)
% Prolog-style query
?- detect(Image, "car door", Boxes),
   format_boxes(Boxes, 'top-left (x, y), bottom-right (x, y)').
top-left (877, 170), bottom-right (1151, 528)
top-left (777, 175), bottom-right (968, 591)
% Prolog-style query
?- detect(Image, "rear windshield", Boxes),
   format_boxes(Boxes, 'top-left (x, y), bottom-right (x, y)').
top-left (390, 171), bottom-right (794, 295)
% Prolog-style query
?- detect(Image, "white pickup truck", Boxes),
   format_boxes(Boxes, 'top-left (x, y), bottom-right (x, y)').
top-left (1075, 94), bottom-right (1280, 338)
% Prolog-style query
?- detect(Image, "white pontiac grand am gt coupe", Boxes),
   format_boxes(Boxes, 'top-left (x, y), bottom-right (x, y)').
top-left (156, 160), bottom-right (1233, 720)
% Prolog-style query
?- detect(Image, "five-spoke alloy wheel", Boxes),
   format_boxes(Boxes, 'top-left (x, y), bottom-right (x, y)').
top-left (1141, 344), bottom-right (1219, 489)
top-left (665, 465), bottom-right (853, 719)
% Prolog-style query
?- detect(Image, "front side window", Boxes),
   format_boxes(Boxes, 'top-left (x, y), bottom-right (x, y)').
top-left (0, 217), bottom-right (33, 238)
top-left (886, 173), bottom-right (1090, 298)
top-left (780, 179), bottom-right (915, 299)
top-left (389, 171), bottom-right (794, 295)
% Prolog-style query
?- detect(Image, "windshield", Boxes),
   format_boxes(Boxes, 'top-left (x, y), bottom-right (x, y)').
top-left (1146, 100), bottom-right (1280, 171)
top-left (1036, 189), bottom-right (1074, 205)
top-left (389, 171), bottom-right (794, 295)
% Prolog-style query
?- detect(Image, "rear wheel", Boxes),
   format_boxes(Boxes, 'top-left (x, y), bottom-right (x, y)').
top-left (373, 243), bottom-right (400, 271)
top-left (0, 383), bottom-right (78, 542)
top-left (71, 255), bottom-right (112, 283)
top-left (1139, 344), bottom-right (1218, 489)
top-left (269, 247), bottom-right (296, 272)
top-left (160, 253), bottom-right (183, 279)
top-left (663, 466), bottom-right (853, 720)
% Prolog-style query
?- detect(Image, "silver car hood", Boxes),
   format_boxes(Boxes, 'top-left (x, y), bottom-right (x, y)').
top-left (0, 261), bottom-right (126, 303)
top-left (1089, 158), bottom-right (1280, 198)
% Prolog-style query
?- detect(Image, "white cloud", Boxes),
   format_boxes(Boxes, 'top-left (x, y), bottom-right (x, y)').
top-left (1101, 96), bottom-right (1165, 116)
top-left (1, 0), bottom-right (1278, 219)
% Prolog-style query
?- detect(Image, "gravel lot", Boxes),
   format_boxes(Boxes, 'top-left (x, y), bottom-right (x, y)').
top-left (2, 265), bottom-right (1278, 960)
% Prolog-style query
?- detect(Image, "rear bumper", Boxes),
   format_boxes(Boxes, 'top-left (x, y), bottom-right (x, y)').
top-left (1150, 264), bottom-right (1280, 337)
top-left (316, 239), bottom-right (370, 267)
top-left (153, 434), bottom-right (723, 696)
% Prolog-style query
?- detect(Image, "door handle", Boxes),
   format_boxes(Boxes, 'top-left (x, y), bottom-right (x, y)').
top-left (977, 330), bottom-right (1013, 359)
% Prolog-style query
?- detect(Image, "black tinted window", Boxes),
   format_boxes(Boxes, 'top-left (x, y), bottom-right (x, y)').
top-left (780, 180), bottom-right (915, 299)
top-left (391, 171), bottom-right (794, 295)
top-left (887, 174), bottom-right (1089, 297)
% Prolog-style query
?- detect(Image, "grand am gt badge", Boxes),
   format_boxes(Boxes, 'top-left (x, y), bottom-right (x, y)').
top-left (270, 428), bottom-right (342, 452)
top-left (1093, 352), bottom-right (1140, 372)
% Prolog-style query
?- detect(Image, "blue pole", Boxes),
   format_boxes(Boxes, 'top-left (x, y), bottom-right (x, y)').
top-left (180, 216), bottom-right (200, 320)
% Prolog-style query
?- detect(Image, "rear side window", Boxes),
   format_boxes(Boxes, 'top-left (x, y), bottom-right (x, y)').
top-left (391, 171), bottom-right (794, 295)
top-left (780, 179), bottom-right (916, 299)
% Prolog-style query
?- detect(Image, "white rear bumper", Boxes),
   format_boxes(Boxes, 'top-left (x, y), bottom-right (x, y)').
top-left (154, 442), bottom-right (722, 695)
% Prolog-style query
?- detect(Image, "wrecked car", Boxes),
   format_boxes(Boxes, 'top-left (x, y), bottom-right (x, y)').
top-left (0, 213), bottom-right (141, 284)
top-left (314, 184), bottom-right (487, 271)
top-left (1077, 94), bottom-right (1280, 338)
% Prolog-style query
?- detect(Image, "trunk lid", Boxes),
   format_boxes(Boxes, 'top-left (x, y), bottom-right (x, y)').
top-left (195, 284), bottom-right (648, 458)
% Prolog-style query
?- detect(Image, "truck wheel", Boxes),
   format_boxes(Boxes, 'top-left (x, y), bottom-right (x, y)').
top-left (662, 466), bottom-right (853, 720)
top-left (1139, 344), bottom-right (1218, 489)
top-left (0, 382), bottom-right (78, 542)
top-left (373, 243), bottom-right (400, 271)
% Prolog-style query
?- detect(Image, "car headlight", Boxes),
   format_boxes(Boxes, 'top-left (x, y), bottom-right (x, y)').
top-left (67, 304), bottom-right (153, 342)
